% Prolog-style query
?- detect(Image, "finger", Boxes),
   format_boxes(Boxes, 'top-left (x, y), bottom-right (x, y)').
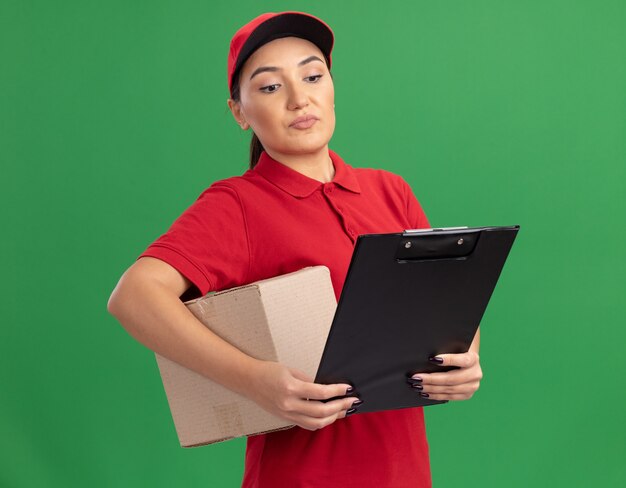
top-left (412, 367), bottom-right (479, 386)
top-left (296, 379), bottom-right (354, 401)
top-left (286, 367), bottom-right (353, 400)
top-left (288, 398), bottom-right (360, 431)
top-left (429, 351), bottom-right (479, 369)
top-left (337, 398), bottom-right (365, 419)
top-left (416, 381), bottom-right (480, 395)
top-left (418, 392), bottom-right (477, 401)
top-left (292, 396), bottom-right (360, 419)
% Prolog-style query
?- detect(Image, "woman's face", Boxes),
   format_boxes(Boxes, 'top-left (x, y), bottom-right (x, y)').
top-left (229, 36), bottom-right (335, 159)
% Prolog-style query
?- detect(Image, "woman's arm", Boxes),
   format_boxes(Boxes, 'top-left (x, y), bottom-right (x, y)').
top-left (107, 257), bottom-right (359, 429)
top-left (409, 327), bottom-right (483, 401)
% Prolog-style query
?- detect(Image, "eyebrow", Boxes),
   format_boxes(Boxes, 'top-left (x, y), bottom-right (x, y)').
top-left (249, 55), bottom-right (325, 80)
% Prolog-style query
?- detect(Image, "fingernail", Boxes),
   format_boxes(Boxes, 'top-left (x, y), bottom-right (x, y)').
top-left (410, 375), bottom-right (423, 382)
top-left (346, 408), bottom-right (357, 416)
top-left (429, 356), bottom-right (444, 364)
top-left (420, 392), bottom-right (430, 398)
top-left (351, 399), bottom-right (363, 407)
top-left (411, 384), bottom-right (424, 391)
top-left (346, 386), bottom-right (354, 394)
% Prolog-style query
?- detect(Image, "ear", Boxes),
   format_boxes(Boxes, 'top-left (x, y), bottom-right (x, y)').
top-left (227, 99), bottom-right (250, 130)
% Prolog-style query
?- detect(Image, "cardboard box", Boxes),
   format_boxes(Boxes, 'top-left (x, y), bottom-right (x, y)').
top-left (155, 266), bottom-right (337, 447)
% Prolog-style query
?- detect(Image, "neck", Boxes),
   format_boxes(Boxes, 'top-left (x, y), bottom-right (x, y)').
top-left (266, 147), bottom-right (335, 183)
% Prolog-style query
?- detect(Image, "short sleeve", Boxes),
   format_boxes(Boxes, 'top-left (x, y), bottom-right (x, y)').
top-left (137, 183), bottom-right (250, 297)
top-left (401, 177), bottom-right (430, 229)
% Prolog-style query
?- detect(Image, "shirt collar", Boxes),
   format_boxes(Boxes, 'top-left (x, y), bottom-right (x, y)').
top-left (253, 149), bottom-right (361, 198)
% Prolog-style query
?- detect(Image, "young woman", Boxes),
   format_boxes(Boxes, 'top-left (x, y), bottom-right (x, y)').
top-left (108, 11), bottom-right (482, 488)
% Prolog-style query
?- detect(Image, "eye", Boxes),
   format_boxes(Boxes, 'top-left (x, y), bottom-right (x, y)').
top-left (304, 74), bottom-right (323, 83)
top-left (260, 84), bottom-right (280, 93)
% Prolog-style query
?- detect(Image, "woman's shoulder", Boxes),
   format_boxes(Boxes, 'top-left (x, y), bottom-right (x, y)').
top-left (194, 171), bottom-right (263, 200)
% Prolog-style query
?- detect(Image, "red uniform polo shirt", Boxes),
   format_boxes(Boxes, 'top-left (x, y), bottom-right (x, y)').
top-left (139, 149), bottom-right (432, 488)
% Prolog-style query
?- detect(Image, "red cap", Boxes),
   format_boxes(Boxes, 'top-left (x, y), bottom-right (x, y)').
top-left (227, 11), bottom-right (334, 97)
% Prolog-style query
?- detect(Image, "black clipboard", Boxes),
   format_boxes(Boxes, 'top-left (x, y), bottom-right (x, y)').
top-left (314, 225), bottom-right (520, 413)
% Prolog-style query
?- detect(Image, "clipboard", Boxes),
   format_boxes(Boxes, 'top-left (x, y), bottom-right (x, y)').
top-left (314, 225), bottom-right (520, 414)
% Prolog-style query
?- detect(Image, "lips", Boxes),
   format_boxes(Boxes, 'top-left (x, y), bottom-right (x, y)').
top-left (289, 114), bottom-right (319, 129)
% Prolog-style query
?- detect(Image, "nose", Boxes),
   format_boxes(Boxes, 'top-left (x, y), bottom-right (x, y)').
top-left (286, 82), bottom-right (309, 111)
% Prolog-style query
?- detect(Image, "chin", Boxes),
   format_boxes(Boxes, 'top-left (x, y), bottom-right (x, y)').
top-left (281, 141), bottom-right (330, 156)
top-left (286, 131), bottom-right (334, 155)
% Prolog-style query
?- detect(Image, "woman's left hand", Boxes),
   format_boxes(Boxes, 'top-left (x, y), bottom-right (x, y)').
top-left (409, 351), bottom-right (483, 401)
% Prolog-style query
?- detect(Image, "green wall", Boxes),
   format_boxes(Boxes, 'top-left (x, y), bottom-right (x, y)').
top-left (2, 0), bottom-right (624, 486)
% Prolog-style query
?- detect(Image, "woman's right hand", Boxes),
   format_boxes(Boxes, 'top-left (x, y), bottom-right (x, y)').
top-left (247, 360), bottom-right (361, 431)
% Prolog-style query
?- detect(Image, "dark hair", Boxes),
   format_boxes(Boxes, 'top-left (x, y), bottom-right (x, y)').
top-left (230, 50), bottom-right (332, 170)
top-left (230, 73), bottom-right (265, 169)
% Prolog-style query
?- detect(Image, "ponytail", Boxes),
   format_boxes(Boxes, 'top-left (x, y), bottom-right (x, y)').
top-left (249, 132), bottom-right (264, 169)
